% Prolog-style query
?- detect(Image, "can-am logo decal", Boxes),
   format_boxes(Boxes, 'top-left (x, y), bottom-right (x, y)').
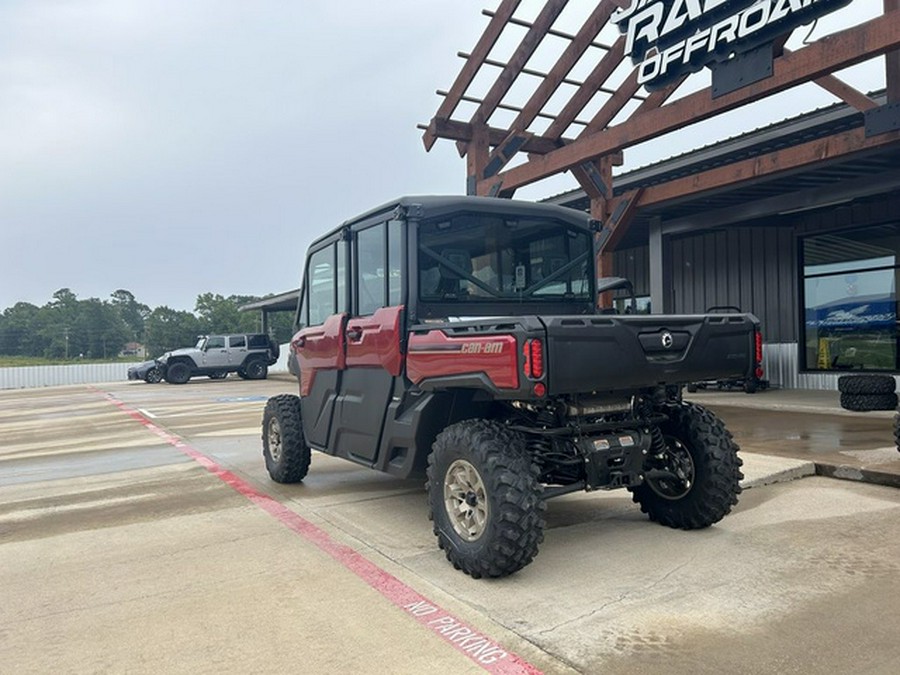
top-left (612, 0), bottom-right (852, 90)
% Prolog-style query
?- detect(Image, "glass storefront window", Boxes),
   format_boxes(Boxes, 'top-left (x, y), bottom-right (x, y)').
top-left (802, 224), bottom-right (900, 371)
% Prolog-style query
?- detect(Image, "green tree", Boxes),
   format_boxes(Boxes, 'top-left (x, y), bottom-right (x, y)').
top-left (110, 289), bottom-right (150, 343)
top-left (195, 293), bottom-right (259, 334)
top-left (144, 306), bottom-right (203, 356)
top-left (0, 302), bottom-right (42, 355)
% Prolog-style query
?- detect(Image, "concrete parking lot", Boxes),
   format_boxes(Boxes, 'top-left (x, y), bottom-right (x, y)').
top-left (2, 377), bottom-right (899, 674)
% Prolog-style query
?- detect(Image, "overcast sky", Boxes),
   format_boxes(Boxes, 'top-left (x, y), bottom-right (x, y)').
top-left (0, 0), bottom-right (885, 313)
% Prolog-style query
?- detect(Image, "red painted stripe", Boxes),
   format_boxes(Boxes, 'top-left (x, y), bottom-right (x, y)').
top-left (98, 389), bottom-right (543, 675)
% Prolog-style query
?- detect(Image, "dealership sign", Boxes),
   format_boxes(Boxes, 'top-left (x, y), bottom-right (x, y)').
top-left (612, 0), bottom-right (853, 90)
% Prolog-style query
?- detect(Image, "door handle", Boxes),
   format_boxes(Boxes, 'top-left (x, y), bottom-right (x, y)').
top-left (347, 327), bottom-right (363, 341)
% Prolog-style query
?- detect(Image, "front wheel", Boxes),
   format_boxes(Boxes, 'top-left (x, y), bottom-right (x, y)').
top-left (262, 394), bottom-right (310, 483)
top-left (630, 402), bottom-right (742, 529)
top-left (144, 367), bottom-right (162, 384)
top-left (164, 362), bottom-right (191, 384)
top-left (426, 419), bottom-right (545, 579)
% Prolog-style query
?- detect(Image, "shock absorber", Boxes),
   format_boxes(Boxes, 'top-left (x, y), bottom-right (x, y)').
top-left (649, 424), bottom-right (667, 458)
top-left (529, 407), bottom-right (556, 454)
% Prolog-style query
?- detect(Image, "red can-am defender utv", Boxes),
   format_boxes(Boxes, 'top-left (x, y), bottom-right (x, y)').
top-left (262, 196), bottom-right (757, 578)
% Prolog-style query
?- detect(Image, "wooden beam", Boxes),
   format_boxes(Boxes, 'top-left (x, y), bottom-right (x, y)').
top-left (887, 0), bottom-right (900, 103)
top-left (580, 70), bottom-right (641, 137)
top-left (602, 189), bottom-right (645, 252)
top-left (422, 118), bottom-right (566, 155)
top-left (634, 127), bottom-right (900, 208)
top-left (782, 48), bottom-right (879, 111)
top-left (466, 123), bottom-right (490, 195)
top-left (469, 0), bottom-right (568, 128)
top-left (509, 2), bottom-right (617, 134)
top-left (422, 0), bottom-right (521, 150)
top-left (483, 1), bottom-right (618, 176)
top-left (544, 38), bottom-right (626, 140)
top-left (479, 10), bottom-right (900, 194)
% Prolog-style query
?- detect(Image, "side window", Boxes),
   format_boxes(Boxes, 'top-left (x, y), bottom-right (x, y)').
top-left (357, 224), bottom-right (386, 316)
top-left (229, 335), bottom-right (246, 348)
top-left (388, 219), bottom-right (403, 306)
top-left (206, 336), bottom-right (225, 349)
top-left (337, 240), bottom-right (348, 314)
top-left (307, 245), bottom-right (336, 326)
top-left (248, 335), bottom-right (267, 348)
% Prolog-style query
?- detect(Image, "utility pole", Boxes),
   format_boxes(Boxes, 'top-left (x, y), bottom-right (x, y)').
top-left (64, 327), bottom-right (69, 360)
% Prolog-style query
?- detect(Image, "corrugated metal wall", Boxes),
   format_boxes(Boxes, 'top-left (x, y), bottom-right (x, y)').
top-left (668, 226), bottom-right (797, 342)
top-left (0, 363), bottom-right (138, 390)
top-left (0, 345), bottom-right (291, 390)
top-left (612, 246), bottom-right (650, 297)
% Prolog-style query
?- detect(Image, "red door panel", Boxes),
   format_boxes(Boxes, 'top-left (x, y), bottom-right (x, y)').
top-left (294, 313), bottom-right (347, 397)
top-left (344, 305), bottom-right (404, 376)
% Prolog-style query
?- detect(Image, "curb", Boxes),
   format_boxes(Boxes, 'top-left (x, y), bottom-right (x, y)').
top-left (815, 463), bottom-right (900, 489)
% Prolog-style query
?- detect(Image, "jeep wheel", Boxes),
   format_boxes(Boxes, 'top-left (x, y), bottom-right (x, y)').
top-left (244, 359), bottom-right (268, 380)
top-left (208, 371), bottom-right (228, 380)
top-left (144, 367), bottom-right (162, 384)
top-left (262, 394), bottom-right (310, 483)
top-left (165, 362), bottom-right (191, 385)
top-left (630, 402), bottom-right (742, 529)
top-left (426, 419), bottom-right (545, 578)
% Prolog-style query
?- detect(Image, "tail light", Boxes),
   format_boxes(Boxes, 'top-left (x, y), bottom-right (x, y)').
top-left (754, 329), bottom-right (764, 379)
top-left (523, 339), bottom-right (544, 379)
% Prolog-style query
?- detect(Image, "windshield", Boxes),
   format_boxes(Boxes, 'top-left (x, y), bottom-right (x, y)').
top-left (418, 215), bottom-right (592, 302)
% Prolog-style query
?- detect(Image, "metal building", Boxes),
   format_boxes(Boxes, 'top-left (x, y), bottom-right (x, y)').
top-left (421, 0), bottom-right (900, 389)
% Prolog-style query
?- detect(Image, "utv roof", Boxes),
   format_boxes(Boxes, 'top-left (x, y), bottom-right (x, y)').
top-left (308, 195), bottom-right (593, 250)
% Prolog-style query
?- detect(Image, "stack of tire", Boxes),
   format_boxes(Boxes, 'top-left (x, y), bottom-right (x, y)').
top-left (838, 374), bottom-right (897, 412)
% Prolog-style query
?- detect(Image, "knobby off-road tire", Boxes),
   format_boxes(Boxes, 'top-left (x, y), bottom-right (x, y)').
top-left (837, 374), bottom-right (895, 395)
top-left (631, 402), bottom-right (743, 530)
top-left (165, 362), bottom-right (191, 385)
top-left (840, 392), bottom-right (898, 412)
top-left (262, 394), bottom-right (311, 483)
top-left (426, 419), bottom-right (546, 579)
top-left (893, 413), bottom-right (900, 453)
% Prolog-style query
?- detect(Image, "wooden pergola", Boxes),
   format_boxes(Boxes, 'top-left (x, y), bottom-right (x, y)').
top-left (421, 0), bottom-right (900, 281)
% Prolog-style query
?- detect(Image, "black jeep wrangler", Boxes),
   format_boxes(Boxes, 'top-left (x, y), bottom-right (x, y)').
top-left (262, 196), bottom-right (759, 578)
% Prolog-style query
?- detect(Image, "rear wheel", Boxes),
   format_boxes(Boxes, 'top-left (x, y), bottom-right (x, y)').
top-left (165, 362), bottom-right (191, 384)
top-left (426, 419), bottom-right (545, 578)
top-left (630, 402), bottom-right (742, 529)
top-left (244, 359), bottom-right (268, 380)
top-left (262, 395), bottom-right (310, 483)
